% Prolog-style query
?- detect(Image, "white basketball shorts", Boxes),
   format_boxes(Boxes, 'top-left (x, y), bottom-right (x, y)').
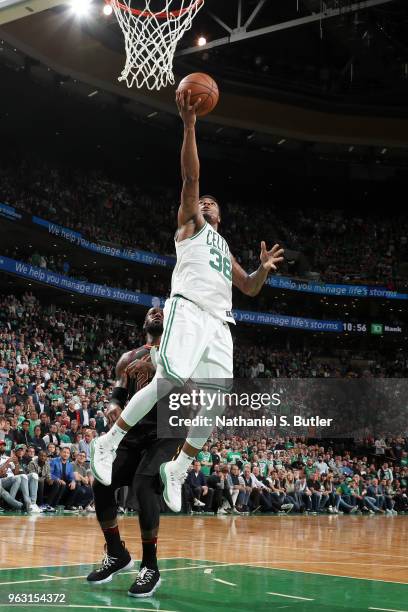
top-left (157, 295), bottom-right (233, 389)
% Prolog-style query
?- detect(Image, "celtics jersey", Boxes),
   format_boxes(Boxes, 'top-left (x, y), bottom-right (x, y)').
top-left (171, 221), bottom-right (235, 324)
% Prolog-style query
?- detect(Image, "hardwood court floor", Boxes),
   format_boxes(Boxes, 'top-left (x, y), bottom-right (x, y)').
top-left (0, 514), bottom-right (407, 612)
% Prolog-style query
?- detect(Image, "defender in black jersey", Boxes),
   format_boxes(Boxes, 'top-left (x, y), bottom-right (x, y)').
top-left (87, 307), bottom-right (182, 598)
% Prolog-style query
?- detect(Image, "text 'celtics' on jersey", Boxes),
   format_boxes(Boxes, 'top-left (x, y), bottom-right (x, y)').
top-left (170, 222), bottom-right (235, 324)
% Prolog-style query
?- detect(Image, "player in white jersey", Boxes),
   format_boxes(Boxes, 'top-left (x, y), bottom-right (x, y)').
top-left (90, 90), bottom-right (284, 512)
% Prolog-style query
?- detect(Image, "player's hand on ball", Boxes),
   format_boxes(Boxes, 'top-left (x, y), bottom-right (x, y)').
top-left (260, 242), bottom-right (284, 272)
top-left (106, 405), bottom-right (123, 428)
top-left (176, 89), bottom-right (202, 128)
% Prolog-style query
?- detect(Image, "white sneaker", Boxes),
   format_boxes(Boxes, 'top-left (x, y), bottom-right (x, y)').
top-left (85, 504), bottom-right (96, 513)
top-left (90, 437), bottom-right (116, 486)
top-left (193, 498), bottom-right (206, 508)
top-left (217, 508), bottom-right (229, 515)
top-left (30, 503), bottom-right (42, 513)
top-left (159, 461), bottom-right (187, 513)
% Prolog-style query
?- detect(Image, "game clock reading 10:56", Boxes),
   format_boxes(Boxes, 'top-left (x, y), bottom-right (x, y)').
top-left (343, 322), bottom-right (367, 333)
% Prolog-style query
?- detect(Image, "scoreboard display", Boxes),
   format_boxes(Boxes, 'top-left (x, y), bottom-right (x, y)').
top-left (342, 322), bottom-right (403, 335)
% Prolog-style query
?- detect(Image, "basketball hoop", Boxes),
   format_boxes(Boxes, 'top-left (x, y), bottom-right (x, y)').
top-left (107, 0), bottom-right (205, 90)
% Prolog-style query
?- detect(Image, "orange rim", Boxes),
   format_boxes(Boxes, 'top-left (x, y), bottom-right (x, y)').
top-left (108, 0), bottom-right (203, 18)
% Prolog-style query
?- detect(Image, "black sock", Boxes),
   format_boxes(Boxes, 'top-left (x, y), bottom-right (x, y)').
top-left (102, 525), bottom-right (124, 557)
top-left (141, 537), bottom-right (158, 570)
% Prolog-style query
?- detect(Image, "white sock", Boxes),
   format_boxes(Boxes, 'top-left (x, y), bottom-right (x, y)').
top-left (184, 391), bottom-right (226, 451)
top-left (120, 374), bottom-right (174, 427)
top-left (173, 449), bottom-right (196, 473)
top-left (101, 373), bottom-right (175, 450)
top-left (103, 422), bottom-right (128, 450)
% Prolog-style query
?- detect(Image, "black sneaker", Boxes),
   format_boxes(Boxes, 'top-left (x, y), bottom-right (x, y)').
top-left (128, 566), bottom-right (161, 598)
top-left (87, 544), bottom-right (133, 584)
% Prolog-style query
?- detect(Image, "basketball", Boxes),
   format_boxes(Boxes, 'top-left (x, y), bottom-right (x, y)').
top-left (177, 72), bottom-right (219, 116)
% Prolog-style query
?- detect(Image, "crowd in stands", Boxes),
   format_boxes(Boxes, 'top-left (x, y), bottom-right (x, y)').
top-left (183, 438), bottom-right (408, 515)
top-left (234, 342), bottom-right (408, 378)
top-left (1, 160), bottom-right (407, 288)
top-left (0, 290), bottom-right (407, 515)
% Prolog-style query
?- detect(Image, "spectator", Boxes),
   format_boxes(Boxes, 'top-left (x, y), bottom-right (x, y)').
top-left (49, 447), bottom-right (77, 511)
top-left (282, 471), bottom-right (301, 512)
top-left (228, 464), bottom-right (247, 512)
top-left (47, 443), bottom-right (59, 459)
top-left (14, 420), bottom-right (33, 447)
top-left (28, 450), bottom-right (57, 511)
top-left (338, 477), bottom-right (359, 513)
top-left (378, 462), bottom-right (393, 483)
top-left (314, 455), bottom-right (329, 475)
top-left (206, 465), bottom-right (236, 515)
top-left (43, 424), bottom-right (60, 447)
top-left (72, 451), bottom-right (94, 511)
top-left (31, 425), bottom-right (47, 454)
top-left (240, 465), bottom-right (253, 512)
top-left (78, 429), bottom-right (93, 466)
top-left (184, 461), bottom-right (213, 511)
top-left (67, 419), bottom-right (79, 442)
top-left (0, 443), bottom-right (34, 512)
top-left (77, 400), bottom-right (94, 427)
top-left (39, 413), bottom-right (50, 436)
top-left (197, 444), bottom-right (212, 476)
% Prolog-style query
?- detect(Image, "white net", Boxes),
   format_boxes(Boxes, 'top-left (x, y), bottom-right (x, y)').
top-left (110, 0), bottom-right (205, 90)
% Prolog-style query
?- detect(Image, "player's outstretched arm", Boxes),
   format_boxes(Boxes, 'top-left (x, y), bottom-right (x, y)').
top-left (176, 90), bottom-right (206, 230)
top-left (232, 242), bottom-right (284, 297)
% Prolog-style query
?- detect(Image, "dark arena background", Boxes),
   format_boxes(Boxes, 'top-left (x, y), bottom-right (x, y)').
top-left (0, 1), bottom-right (407, 611)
